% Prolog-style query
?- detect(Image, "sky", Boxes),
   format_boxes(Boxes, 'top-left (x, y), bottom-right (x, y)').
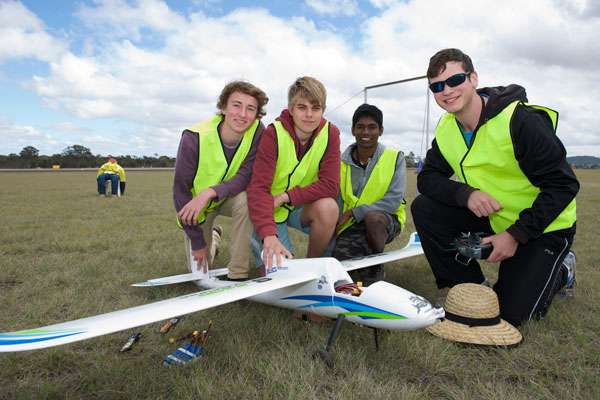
top-left (1, 0), bottom-right (599, 159)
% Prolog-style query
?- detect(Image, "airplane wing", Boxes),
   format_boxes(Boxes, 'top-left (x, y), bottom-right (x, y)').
top-left (0, 272), bottom-right (316, 352)
top-left (134, 232), bottom-right (423, 285)
top-left (131, 268), bottom-right (228, 287)
top-left (341, 232), bottom-right (423, 272)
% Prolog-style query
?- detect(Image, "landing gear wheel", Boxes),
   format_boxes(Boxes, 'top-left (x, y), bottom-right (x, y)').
top-left (311, 314), bottom-right (345, 369)
top-left (312, 349), bottom-right (334, 369)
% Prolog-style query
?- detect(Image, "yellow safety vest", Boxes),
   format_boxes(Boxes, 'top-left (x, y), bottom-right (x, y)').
top-left (185, 114), bottom-right (259, 224)
top-left (271, 120), bottom-right (329, 223)
top-left (97, 162), bottom-right (118, 175)
top-left (436, 100), bottom-right (576, 233)
top-left (98, 162), bottom-right (125, 181)
top-left (338, 148), bottom-right (406, 234)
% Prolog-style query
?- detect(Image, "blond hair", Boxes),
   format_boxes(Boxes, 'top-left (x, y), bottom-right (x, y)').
top-left (287, 76), bottom-right (327, 111)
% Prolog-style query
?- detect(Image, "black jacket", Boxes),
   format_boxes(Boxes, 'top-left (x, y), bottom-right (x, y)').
top-left (417, 84), bottom-right (579, 243)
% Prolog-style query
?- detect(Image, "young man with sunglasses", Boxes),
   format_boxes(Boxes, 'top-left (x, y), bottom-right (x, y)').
top-left (412, 48), bottom-right (579, 326)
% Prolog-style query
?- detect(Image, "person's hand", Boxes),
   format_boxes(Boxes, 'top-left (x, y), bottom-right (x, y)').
top-left (273, 192), bottom-right (290, 209)
top-left (191, 247), bottom-right (209, 273)
top-left (262, 235), bottom-right (292, 272)
top-left (335, 209), bottom-right (354, 236)
top-left (467, 190), bottom-right (503, 217)
top-left (481, 231), bottom-right (518, 263)
top-left (178, 188), bottom-right (216, 226)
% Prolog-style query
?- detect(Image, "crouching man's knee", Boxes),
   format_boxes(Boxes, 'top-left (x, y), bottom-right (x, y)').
top-left (304, 197), bottom-right (338, 228)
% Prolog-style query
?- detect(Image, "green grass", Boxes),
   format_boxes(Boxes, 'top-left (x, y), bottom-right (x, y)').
top-left (0, 169), bottom-right (599, 399)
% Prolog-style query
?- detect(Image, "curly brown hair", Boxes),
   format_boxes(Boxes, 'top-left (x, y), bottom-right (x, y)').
top-left (216, 80), bottom-right (269, 119)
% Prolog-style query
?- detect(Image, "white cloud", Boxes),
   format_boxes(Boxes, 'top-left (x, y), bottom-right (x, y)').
top-left (50, 122), bottom-right (92, 134)
top-left (75, 0), bottom-right (187, 40)
top-left (0, 115), bottom-right (61, 155)
top-left (2, 0), bottom-right (599, 157)
top-left (0, 0), bottom-right (68, 62)
top-left (305, 0), bottom-right (359, 16)
top-left (368, 0), bottom-right (399, 8)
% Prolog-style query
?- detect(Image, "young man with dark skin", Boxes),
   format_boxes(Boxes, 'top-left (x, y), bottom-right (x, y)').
top-left (333, 104), bottom-right (406, 285)
top-left (174, 80), bottom-right (268, 280)
top-left (247, 76), bottom-right (340, 274)
top-left (411, 48), bottom-right (578, 326)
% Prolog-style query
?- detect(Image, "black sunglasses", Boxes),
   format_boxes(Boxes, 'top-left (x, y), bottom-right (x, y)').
top-left (429, 72), bottom-right (471, 93)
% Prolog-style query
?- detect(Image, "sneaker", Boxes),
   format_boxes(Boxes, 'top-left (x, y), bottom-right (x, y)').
top-left (212, 225), bottom-right (222, 258)
top-left (363, 264), bottom-right (385, 286)
top-left (225, 276), bottom-right (246, 282)
top-left (558, 250), bottom-right (576, 297)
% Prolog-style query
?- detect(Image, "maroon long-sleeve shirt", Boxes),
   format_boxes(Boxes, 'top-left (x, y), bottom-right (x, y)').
top-left (247, 109), bottom-right (341, 240)
top-left (173, 117), bottom-right (265, 250)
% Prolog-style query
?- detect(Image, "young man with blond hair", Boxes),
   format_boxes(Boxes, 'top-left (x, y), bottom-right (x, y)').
top-left (248, 76), bottom-right (341, 274)
top-left (174, 80), bottom-right (268, 280)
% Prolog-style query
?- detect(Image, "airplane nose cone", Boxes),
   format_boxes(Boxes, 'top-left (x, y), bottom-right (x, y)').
top-left (341, 281), bottom-right (444, 330)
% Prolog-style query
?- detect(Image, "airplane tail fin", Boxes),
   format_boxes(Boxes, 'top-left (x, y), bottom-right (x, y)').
top-left (407, 232), bottom-right (421, 247)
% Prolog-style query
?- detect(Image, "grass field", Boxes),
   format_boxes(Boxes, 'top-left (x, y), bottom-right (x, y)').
top-left (0, 169), bottom-right (599, 399)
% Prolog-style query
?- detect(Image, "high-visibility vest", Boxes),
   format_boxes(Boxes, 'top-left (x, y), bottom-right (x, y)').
top-left (185, 114), bottom-right (259, 224)
top-left (97, 162), bottom-right (118, 175)
top-left (338, 148), bottom-right (406, 234)
top-left (271, 120), bottom-right (329, 223)
top-left (436, 100), bottom-right (576, 233)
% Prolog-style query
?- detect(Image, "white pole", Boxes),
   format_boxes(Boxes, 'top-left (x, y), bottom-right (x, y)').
top-left (425, 86), bottom-right (430, 150)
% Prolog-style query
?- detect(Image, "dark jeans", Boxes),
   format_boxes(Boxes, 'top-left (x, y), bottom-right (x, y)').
top-left (97, 173), bottom-right (120, 195)
top-left (411, 194), bottom-right (574, 326)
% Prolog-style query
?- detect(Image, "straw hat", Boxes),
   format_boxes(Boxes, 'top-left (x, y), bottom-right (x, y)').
top-left (427, 283), bottom-right (523, 347)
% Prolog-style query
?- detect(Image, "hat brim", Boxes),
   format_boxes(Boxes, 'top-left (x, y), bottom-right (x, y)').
top-left (426, 318), bottom-right (523, 347)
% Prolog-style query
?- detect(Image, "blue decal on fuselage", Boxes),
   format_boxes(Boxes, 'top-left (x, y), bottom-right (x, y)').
top-left (281, 295), bottom-right (406, 319)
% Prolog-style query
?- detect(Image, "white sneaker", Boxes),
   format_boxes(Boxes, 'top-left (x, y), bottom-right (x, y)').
top-left (558, 250), bottom-right (576, 297)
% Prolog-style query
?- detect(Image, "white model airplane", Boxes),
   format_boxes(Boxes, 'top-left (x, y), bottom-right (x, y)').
top-left (0, 233), bottom-right (443, 367)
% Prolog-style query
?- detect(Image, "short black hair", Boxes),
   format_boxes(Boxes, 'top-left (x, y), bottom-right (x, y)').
top-left (352, 103), bottom-right (383, 129)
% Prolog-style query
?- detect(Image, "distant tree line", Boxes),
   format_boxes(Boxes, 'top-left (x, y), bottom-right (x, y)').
top-left (2, 145), bottom-right (421, 169)
top-left (567, 156), bottom-right (600, 170)
top-left (0, 145), bottom-right (176, 169)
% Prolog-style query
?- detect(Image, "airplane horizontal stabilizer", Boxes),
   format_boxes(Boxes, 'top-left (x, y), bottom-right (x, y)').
top-left (131, 268), bottom-right (228, 287)
top-left (341, 232), bottom-right (423, 272)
